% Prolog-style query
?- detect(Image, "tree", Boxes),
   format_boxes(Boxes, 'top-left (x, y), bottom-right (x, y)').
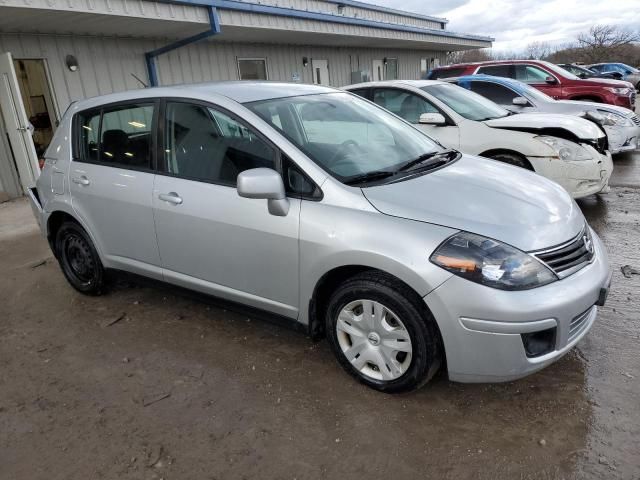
top-left (576, 25), bottom-right (640, 63)
top-left (525, 41), bottom-right (552, 60)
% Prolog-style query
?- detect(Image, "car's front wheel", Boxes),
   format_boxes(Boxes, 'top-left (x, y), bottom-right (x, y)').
top-left (488, 152), bottom-right (532, 170)
top-left (325, 272), bottom-right (441, 393)
top-left (55, 221), bottom-right (106, 295)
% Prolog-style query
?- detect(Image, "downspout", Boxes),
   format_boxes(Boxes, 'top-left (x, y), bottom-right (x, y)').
top-left (145, 5), bottom-right (221, 87)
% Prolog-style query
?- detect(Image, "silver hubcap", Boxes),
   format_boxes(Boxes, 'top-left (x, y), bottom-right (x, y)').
top-left (336, 299), bottom-right (412, 382)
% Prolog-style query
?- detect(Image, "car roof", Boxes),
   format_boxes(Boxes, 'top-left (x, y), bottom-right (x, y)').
top-left (345, 80), bottom-right (446, 89)
top-left (435, 59), bottom-right (554, 69)
top-left (453, 74), bottom-right (526, 90)
top-left (69, 81), bottom-right (339, 111)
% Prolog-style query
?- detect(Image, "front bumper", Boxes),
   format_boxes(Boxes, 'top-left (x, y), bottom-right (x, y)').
top-left (528, 147), bottom-right (613, 199)
top-left (425, 228), bottom-right (611, 383)
top-left (605, 124), bottom-right (640, 154)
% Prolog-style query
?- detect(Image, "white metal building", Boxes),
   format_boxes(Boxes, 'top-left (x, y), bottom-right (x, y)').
top-left (0, 0), bottom-right (492, 199)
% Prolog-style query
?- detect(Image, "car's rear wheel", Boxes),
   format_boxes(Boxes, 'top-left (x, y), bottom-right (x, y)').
top-left (325, 272), bottom-right (441, 393)
top-left (488, 152), bottom-right (532, 170)
top-left (55, 221), bottom-right (106, 295)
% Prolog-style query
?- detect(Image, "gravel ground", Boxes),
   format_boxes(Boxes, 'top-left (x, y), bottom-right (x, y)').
top-left (1, 151), bottom-right (639, 480)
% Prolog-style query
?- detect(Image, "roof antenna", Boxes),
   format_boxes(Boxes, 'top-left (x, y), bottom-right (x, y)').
top-left (131, 73), bottom-right (149, 88)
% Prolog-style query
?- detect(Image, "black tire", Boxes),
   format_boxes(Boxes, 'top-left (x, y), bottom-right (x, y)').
top-left (55, 221), bottom-right (106, 295)
top-left (325, 272), bottom-right (441, 393)
top-left (488, 152), bottom-right (532, 170)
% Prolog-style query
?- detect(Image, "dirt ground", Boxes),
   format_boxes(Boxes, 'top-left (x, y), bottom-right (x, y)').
top-left (1, 153), bottom-right (639, 480)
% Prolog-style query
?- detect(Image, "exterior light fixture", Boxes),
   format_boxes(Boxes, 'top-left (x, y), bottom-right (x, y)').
top-left (66, 55), bottom-right (79, 72)
top-left (302, 57), bottom-right (309, 67)
top-left (383, 57), bottom-right (388, 65)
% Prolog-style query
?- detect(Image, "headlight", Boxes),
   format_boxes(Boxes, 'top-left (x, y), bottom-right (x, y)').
top-left (605, 87), bottom-right (632, 96)
top-left (430, 232), bottom-right (557, 291)
top-left (535, 136), bottom-right (593, 161)
top-left (596, 110), bottom-right (634, 127)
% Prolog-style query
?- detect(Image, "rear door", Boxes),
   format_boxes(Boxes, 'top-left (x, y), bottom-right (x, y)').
top-left (152, 100), bottom-right (300, 318)
top-left (372, 87), bottom-right (460, 148)
top-left (69, 100), bottom-right (162, 279)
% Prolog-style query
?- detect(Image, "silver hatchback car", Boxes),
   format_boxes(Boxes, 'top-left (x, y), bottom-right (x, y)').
top-left (29, 82), bottom-right (611, 392)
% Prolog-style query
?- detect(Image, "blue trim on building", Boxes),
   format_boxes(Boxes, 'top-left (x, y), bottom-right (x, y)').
top-left (143, 0), bottom-right (492, 86)
top-left (145, 6), bottom-right (221, 86)
top-left (161, 0), bottom-right (493, 42)
top-left (308, 0), bottom-right (448, 25)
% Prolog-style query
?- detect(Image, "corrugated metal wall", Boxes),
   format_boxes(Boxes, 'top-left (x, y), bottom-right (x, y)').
top-left (0, 33), bottom-right (449, 116)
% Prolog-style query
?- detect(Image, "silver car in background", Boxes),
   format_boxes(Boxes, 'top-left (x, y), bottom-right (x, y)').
top-left (448, 75), bottom-right (640, 154)
top-left (29, 82), bottom-right (611, 392)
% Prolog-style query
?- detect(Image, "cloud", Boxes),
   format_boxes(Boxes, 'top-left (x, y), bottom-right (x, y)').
top-left (368, 0), bottom-right (640, 51)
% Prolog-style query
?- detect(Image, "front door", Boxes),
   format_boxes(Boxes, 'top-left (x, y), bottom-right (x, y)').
top-left (0, 52), bottom-right (40, 194)
top-left (152, 100), bottom-right (300, 318)
top-left (372, 60), bottom-right (384, 81)
top-left (69, 101), bottom-right (162, 279)
top-left (311, 59), bottom-right (330, 86)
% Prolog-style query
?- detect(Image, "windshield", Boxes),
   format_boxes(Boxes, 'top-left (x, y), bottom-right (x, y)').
top-left (421, 84), bottom-right (509, 121)
top-left (246, 92), bottom-right (443, 183)
top-left (542, 61), bottom-right (580, 80)
top-left (618, 63), bottom-right (639, 74)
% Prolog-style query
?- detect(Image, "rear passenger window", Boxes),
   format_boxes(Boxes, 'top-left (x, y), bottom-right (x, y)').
top-left (164, 102), bottom-right (275, 185)
top-left (477, 65), bottom-right (512, 77)
top-left (76, 103), bottom-right (155, 169)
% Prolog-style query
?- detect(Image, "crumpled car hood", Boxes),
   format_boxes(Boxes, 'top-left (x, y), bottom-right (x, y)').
top-left (362, 155), bottom-right (585, 252)
top-left (484, 112), bottom-right (604, 140)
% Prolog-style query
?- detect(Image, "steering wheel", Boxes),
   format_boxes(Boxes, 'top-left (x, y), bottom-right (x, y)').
top-left (326, 140), bottom-right (360, 166)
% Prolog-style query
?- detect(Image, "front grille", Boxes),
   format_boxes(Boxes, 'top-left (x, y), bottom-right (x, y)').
top-left (631, 114), bottom-right (640, 126)
top-left (569, 306), bottom-right (593, 341)
top-left (532, 227), bottom-right (595, 278)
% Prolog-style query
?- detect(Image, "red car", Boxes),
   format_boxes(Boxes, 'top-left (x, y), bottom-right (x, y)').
top-left (428, 60), bottom-right (636, 109)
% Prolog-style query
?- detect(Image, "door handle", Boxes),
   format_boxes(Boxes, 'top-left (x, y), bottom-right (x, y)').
top-left (72, 175), bottom-right (90, 186)
top-left (158, 192), bottom-right (183, 205)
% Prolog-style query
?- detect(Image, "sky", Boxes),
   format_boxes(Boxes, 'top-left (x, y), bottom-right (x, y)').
top-left (369, 0), bottom-right (640, 52)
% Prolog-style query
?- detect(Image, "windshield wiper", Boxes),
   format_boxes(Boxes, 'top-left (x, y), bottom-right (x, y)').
top-left (344, 170), bottom-right (396, 186)
top-left (398, 149), bottom-right (457, 172)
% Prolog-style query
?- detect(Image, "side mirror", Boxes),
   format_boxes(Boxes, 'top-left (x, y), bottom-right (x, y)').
top-left (512, 96), bottom-right (529, 106)
top-left (578, 73), bottom-right (587, 79)
top-left (237, 168), bottom-right (290, 216)
top-left (545, 76), bottom-right (558, 84)
top-left (612, 72), bottom-right (623, 79)
top-left (419, 112), bottom-right (446, 125)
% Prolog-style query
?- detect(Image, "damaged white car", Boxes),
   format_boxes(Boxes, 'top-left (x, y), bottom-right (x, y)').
top-left (344, 80), bottom-right (613, 199)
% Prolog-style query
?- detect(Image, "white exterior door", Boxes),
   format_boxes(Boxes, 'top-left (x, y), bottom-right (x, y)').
top-left (372, 60), bottom-right (384, 81)
top-left (0, 52), bottom-right (40, 193)
top-left (311, 59), bottom-right (330, 85)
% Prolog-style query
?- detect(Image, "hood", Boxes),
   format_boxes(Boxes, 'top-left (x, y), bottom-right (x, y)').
top-left (584, 77), bottom-right (635, 88)
top-left (555, 99), bottom-right (635, 117)
top-left (484, 112), bottom-right (604, 140)
top-left (362, 155), bottom-right (585, 252)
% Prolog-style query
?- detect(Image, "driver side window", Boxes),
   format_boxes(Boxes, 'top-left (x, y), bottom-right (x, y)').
top-left (164, 102), bottom-right (275, 185)
top-left (372, 88), bottom-right (438, 123)
top-left (515, 65), bottom-right (551, 83)
top-left (469, 81), bottom-right (519, 105)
